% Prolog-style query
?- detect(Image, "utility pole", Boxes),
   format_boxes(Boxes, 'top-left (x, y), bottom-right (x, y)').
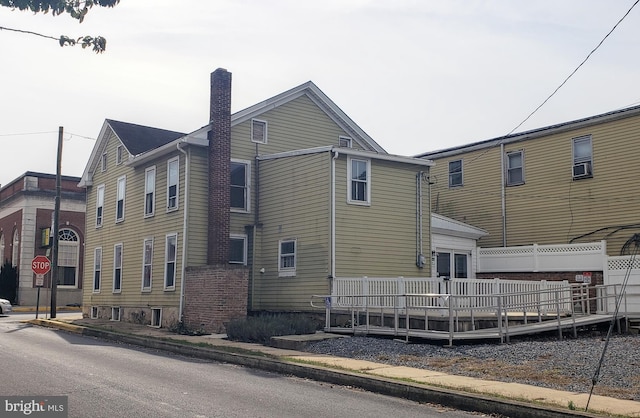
top-left (50, 126), bottom-right (63, 319)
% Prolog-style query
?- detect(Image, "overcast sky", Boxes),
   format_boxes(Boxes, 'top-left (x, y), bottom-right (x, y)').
top-left (2, 0), bottom-right (639, 187)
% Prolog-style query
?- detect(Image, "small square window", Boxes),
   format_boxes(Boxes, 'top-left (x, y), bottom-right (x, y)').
top-left (339, 136), bottom-right (352, 148)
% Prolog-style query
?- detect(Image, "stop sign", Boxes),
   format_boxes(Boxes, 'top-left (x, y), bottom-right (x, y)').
top-left (32, 255), bottom-right (51, 275)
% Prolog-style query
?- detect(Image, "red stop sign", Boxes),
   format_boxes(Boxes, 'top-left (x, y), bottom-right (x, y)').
top-left (32, 255), bottom-right (51, 275)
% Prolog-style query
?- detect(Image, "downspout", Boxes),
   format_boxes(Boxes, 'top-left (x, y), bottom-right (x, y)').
top-left (177, 141), bottom-right (189, 322)
top-left (251, 143), bottom-right (260, 310)
top-left (500, 143), bottom-right (507, 246)
top-left (331, 149), bottom-right (339, 281)
top-left (416, 172), bottom-right (423, 267)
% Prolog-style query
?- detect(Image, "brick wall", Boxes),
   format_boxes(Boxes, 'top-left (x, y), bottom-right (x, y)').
top-left (182, 264), bottom-right (248, 333)
top-left (207, 68), bottom-right (232, 265)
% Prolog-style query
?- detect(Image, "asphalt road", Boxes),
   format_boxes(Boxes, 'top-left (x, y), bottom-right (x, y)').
top-left (0, 315), bottom-right (482, 418)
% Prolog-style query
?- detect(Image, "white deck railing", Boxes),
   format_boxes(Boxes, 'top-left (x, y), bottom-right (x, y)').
top-left (331, 277), bottom-right (572, 313)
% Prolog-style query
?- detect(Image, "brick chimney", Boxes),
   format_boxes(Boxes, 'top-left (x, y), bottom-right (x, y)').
top-left (207, 68), bottom-right (232, 265)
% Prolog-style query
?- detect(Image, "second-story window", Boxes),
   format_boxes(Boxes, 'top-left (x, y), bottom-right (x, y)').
top-left (96, 184), bottom-right (105, 227)
top-left (116, 176), bottom-right (126, 222)
top-left (230, 160), bottom-right (250, 212)
top-left (572, 135), bottom-right (593, 179)
top-left (506, 150), bottom-right (524, 186)
top-left (449, 160), bottom-right (463, 187)
top-left (348, 157), bottom-right (370, 205)
top-left (167, 157), bottom-right (179, 211)
top-left (144, 166), bottom-right (156, 217)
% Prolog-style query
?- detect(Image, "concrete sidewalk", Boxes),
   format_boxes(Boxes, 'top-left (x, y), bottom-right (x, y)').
top-left (21, 313), bottom-right (640, 418)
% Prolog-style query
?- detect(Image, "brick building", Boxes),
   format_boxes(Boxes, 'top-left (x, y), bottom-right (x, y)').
top-left (0, 172), bottom-right (86, 306)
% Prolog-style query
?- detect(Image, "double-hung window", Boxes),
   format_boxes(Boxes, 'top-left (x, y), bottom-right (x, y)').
top-left (347, 157), bottom-right (370, 205)
top-left (116, 145), bottom-right (123, 165)
top-left (164, 233), bottom-right (177, 290)
top-left (230, 160), bottom-right (250, 212)
top-left (101, 153), bottom-right (107, 172)
top-left (167, 157), bottom-right (179, 211)
top-left (572, 135), bottom-right (593, 179)
top-left (229, 234), bottom-right (247, 265)
top-left (142, 238), bottom-right (153, 291)
top-left (96, 184), bottom-right (105, 227)
top-left (278, 239), bottom-right (296, 277)
top-left (113, 243), bottom-right (122, 293)
top-left (448, 160), bottom-right (463, 187)
top-left (93, 247), bottom-right (102, 293)
top-left (144, 166), bottom-right (156, 217)
top-left (57, 229), bottom-right (79, 287)
top-left (506, 150), bottom-right (524, 186)
top-left (116, 176), bottom-right (126, 222)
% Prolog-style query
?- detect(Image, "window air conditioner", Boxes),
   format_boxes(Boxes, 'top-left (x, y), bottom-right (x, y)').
top-left (572, 162), bottom-right (591, 178)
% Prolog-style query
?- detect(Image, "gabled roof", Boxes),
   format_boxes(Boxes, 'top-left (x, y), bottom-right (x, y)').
top-left (431, 213), bottom-right (488, 240)
top-left (418, 103), bottom-right (640, 159)
top-left (78, 120), bottom-right (187, 187)
top-left (106, 119), bottom-right (186, 156)
top-left (232, 81), bottom-right (387, 153)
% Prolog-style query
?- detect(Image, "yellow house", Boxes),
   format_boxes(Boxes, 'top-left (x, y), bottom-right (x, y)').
top-left (79, 68), bottom-right (434, 331)
top-left (419, 105), bottom-right (640, 259)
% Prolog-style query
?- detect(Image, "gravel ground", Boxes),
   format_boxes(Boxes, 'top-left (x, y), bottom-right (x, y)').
top-left (305, 331), bottom-right (640, 401)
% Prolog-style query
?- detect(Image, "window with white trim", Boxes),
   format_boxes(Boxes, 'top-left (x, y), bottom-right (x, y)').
top-left (167, 157), bottom-right (179, 211)
top-left (11, 229), bottom-right (19, 267)
top-left (251, 119), bottom-right (267, 144)
top-left (230, 160), bottom-right (250, 212)
top-left (116, 175), bottom-right (126, 222)
top-left (101, 153), bottom-right (107, 172)
top-left (436, 250), bottom-right (469, 279)
top-left (572, 135), bottom-right (593, 179)
top-left (111, 306), bottom-right (121, 321)
top-left (142, 238), bottom-right (153, 291)
top-left (57, 228), bottom-right (79, 287)
top-left (230, 234), bottom-right (247, 265)
top-left (347, 157), bottom-right (370, 205)
top-left (90, 306), bottom-right (98, 319)
top-left (164, 233), bottom-right (177, 290)
top-left (144, 166), bottom-right (156, 217)
top-left (278, 239), bottom-right (296, 277)
top-left (93, 247), bottom-right (102, 293)
top-left (506, 150), bottom-right (524, 186)
top-left (339, 136), bottom-right (352, 148)
top-left (113, 243), bottom-right (122, 293)
top-left (116, 145), bottom-right (123, 165)
top-left (151, 308), bottom-right (162, 327)
top-left (96, 184), bottom-right (105, 227)
top-left (449, 160), bottom-right (463, 187)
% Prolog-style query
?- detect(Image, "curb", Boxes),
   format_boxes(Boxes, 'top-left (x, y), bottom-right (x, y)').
top-left (25, 320), bottom-right (605, 418)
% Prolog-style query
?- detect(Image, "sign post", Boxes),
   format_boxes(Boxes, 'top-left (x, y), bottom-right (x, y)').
top-left (32, 256), bottom-right (51, 319)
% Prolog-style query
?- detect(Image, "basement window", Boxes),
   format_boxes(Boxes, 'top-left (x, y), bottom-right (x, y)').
top-left (151, 308), bottom-right (162, 328)
top-left (91, 306), bottom-right (98, 319)
top-left (111, 306), bottom-right (121, 321)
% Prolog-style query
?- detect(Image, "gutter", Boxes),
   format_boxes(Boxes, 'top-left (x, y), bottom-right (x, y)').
top-left (177, 141), bottom-right (189, 322)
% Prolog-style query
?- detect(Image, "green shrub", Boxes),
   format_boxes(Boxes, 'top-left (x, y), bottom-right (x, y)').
top-left (226, 313), bottom-right (319, 344)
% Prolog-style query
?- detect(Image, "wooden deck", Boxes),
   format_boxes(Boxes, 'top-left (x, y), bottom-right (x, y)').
top-left (324, 314), bottom-right (618, 344)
